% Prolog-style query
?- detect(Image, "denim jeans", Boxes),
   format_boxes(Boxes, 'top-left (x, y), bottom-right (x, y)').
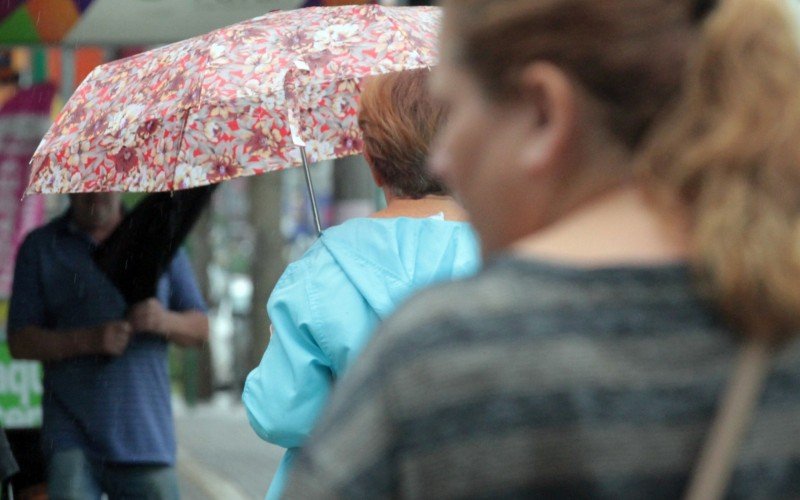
top-left (48, 449), bottom-right (180, 500)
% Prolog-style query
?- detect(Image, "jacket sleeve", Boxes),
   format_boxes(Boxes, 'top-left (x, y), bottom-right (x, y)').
top-left (243, 262), bottom-right (334, 449)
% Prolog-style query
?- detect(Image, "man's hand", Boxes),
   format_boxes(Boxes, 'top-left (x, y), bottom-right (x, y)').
top-left (127, 297), bottom-right (208, 347)
top-left (128, 298), bottom-right (170, 335)
top-left (94, 321), bottom-right (133, 356)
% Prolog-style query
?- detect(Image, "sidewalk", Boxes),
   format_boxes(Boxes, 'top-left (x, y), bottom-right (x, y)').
top-left (174, 393), bottom-right (283, 500)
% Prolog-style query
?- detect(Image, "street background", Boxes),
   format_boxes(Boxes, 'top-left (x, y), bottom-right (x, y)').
top-left (174, 394), bottom-right (283, 500)
top-left (0, 0), bottom-right (426, 498)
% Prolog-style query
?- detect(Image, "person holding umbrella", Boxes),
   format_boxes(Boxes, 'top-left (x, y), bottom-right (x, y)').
top-left (7, 192), bottom-right (209, 499)
top-left (283, 0), bottom-right (800, 498)
top-left (243, 68), bottom-right (480, 499)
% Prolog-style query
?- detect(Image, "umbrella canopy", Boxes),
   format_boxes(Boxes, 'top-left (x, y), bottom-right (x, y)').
top-left (26, 4), bottom-right (441, 195)
top-left (302, 0), bottom-right (374, 5)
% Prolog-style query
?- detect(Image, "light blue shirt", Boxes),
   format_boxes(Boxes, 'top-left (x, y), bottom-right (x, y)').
top-left (243, 216), bottom-right (480, 499)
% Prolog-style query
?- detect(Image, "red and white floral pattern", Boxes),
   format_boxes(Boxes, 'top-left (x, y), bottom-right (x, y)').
top-left (27, 5), bottom-right (440, 194)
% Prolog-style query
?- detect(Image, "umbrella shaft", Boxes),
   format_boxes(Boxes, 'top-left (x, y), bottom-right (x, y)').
top-left (300, 146), bottom-right (323, 236)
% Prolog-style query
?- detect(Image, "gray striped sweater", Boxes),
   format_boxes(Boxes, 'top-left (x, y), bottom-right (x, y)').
top-left (284, 257), bottom-right (800, 499)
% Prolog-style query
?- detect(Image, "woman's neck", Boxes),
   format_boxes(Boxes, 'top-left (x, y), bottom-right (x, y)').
top-left (510, 184), bottom-right (689, 267)
top-left (371, 194), bottom-right (468, 221)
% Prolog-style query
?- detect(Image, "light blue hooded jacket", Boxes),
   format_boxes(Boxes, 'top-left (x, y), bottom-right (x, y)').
top-left (242, 216), bottom-right (480, 499)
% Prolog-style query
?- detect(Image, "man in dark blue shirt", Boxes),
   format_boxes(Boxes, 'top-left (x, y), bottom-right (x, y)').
top-left (7, 192), bottom-right (208, 500)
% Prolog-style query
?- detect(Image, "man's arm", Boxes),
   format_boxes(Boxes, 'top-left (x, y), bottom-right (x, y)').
top-left (163, 309), bottom-right (208, 347)
top-left (128, 298), bottom-right (208, 347)
top-left (8, 235), bottom-right (132, 361)
top-left (128, 248), bottom-right (210, 348)
top-left (9, 321), bottom-right (132, 361)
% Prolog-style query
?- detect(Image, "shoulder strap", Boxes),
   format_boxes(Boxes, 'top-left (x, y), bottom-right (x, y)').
top-left (684, 338), bottom-right (772, 500)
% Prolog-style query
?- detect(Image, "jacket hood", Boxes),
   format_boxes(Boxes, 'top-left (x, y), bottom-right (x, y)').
top-left (318, 217), bottom-right (480, 319)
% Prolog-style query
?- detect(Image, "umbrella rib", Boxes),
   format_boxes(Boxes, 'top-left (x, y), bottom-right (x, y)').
top-left (170, 107), bottom-right (194, 193)
top-left (169, 33), bottom-right (219, 192)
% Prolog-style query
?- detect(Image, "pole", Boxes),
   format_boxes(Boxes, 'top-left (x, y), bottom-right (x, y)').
top-left (299, 146), bottom-right (323, 235)
top-left (60, 48), bottom-right (75, 102)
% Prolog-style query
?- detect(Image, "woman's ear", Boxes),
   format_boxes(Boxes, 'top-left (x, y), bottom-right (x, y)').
top-left (363, 150), bottom-right (385, 187)
top-left (516, 62), bottom-right (577, 176)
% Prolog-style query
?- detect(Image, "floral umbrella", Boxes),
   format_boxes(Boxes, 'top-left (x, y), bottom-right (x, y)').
top-left (26, 4), bottom-right (440, 231)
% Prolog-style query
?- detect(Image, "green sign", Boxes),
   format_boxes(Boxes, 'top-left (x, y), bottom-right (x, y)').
top-left (0, 301), bottom-right (42, 428)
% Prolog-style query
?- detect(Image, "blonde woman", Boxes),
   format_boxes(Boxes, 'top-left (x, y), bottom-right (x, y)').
top-left (284, 0), bottom-right (800, 498)
top-left (242, 69), bottom-right (479, 499)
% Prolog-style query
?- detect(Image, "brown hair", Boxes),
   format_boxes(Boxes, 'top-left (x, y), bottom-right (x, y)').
top-left (445, 0), bottom-right (800, 340)
top-left (358, 69), bottom-right (447, 199)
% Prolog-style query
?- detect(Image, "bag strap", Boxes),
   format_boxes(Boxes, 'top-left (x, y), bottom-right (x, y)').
top-left (684, 338), bottom-right (772, 500)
